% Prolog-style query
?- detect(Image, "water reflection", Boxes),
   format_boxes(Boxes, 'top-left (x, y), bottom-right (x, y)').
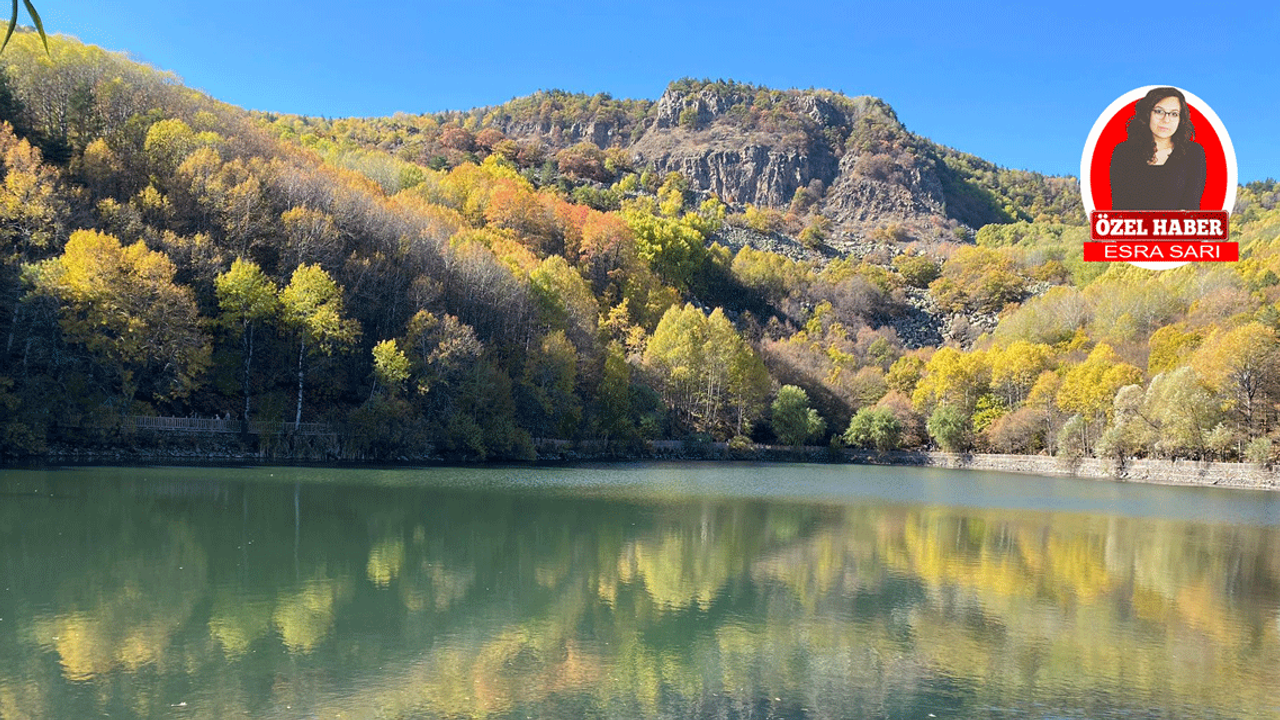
top-left (0, 465), bottom-right (1277, 719)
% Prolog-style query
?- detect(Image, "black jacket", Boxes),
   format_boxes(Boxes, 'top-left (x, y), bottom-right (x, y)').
top-left (1108, 141), bottom-right (1206, 210)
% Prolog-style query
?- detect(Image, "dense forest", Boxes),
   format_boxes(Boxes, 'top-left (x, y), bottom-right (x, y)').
top-left (2, 32), bottom-right (1280, 462)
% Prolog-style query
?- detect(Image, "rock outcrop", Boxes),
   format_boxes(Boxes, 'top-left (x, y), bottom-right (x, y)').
top-left (627, 85), bottom-right (952, 235)
top-left (479, 81), bottom-right (1079, 242)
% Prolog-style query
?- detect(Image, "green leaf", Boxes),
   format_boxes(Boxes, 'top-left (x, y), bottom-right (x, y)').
top-left (2, 0), bottom-right (18, 54)
top-left (22, 0), bottom-right (47, 53)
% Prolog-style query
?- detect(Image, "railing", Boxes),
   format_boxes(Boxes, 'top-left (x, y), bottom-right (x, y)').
top-left (108, 416), bottom-right (336, 436)
top-left (128, 416), bottom-right (237, 433)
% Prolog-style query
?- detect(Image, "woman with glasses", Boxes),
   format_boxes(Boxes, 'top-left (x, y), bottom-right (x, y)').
top-left (1108, 87), bottom-right (1206, 210)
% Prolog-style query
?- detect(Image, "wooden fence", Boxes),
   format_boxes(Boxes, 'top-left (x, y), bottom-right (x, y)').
top-left (106, 416), bottom-right (337, 437)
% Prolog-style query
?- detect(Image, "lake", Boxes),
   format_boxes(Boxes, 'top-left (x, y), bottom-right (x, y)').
top-left (1, 463), bottom-right (1278, 719)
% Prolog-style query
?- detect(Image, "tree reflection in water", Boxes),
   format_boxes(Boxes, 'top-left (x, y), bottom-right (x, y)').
top-left (0, 465), bottom-right (1277, 719)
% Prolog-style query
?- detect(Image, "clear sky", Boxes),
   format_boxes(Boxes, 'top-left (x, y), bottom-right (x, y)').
top-left (30, 0), bottom-right (1280, 182)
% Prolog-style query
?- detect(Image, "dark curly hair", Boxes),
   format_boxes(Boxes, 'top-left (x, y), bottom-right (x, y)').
top-left (1120, 87), bottom-right (1197, 163)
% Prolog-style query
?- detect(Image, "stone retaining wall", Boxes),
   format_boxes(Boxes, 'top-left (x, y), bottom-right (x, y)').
top-left (856, 451), bottom-right (1278, 492)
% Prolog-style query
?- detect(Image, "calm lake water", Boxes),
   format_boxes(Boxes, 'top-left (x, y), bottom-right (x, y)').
top-left (1, 463), bottom-right (1279, 720)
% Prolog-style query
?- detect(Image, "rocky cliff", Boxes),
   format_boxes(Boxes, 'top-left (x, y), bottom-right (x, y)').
top-left (630, 85), bottom-right (948, 230)
top-left (432, 80), bottom-right (1081, 245)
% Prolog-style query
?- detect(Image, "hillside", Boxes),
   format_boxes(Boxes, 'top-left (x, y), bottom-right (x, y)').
top-left (276, 79), bottom-right (1084, 248)
top-left (3, 32), bottom-right (1280, 466)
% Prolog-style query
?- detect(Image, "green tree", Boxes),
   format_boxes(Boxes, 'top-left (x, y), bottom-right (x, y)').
top-left (927, 402), bottom-right (970, 452)
top-left (771, 385), bottom-right (825, 446)
top-left (595, 341), bottom-right (635, 444)
top-left (520, 330), bottom-right (581, 439)
top-left (279, 264), bottom-right (360, 426)
top-left (844, 407), bottom-right (903, 451)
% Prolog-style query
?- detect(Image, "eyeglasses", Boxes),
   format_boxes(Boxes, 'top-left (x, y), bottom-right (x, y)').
top-left (1152, 107), bottom-right (1180, 120)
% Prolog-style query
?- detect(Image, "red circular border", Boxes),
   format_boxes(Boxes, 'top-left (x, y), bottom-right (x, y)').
top-left (1088, 100), bottom-right (1228, 211)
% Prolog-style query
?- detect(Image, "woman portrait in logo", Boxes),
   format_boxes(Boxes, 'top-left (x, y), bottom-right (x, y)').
top-left (1108, 87), bottom-right (1206, 210)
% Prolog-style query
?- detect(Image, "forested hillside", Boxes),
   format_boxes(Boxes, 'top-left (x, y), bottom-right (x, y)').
top-left (2, 32), bottom-right (1280, 463)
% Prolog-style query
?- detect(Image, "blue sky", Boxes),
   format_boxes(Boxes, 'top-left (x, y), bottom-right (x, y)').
top-left (31, 0), bottom-right (1280, 182)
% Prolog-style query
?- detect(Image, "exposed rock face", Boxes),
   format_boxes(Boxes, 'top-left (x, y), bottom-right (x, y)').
top-left (494, 119), bottom-right (625, 149)
top-left (634, 138), bottom-right (839, 207)
top-left (650, 86), bottom-right (747, 129)
top-left (628, 86), bottom-right (951, 232)
top-left (820, 151), bottom-right (947, 224)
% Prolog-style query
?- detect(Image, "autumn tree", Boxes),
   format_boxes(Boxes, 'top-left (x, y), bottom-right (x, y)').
top-left (1191, 323), bottom-right (1280, 438)
top-left (0, 121), bottom-right (65, 354)
top-left (28, 229), bottom-right (209, 401)
top-left (929, 245), bottom-right (1026, 314)
top-left (528, 254), bottom-right (598, 355)
top-left (1055, 343), bottom-right (1143, 454)
top-left (144, 118), bottom-right (221, 178)
top-left (281, 206), bottom-right (341, 271)
top-left (887, 352), bottom-right (927, 395)
top-left (370, 338), bottom-right (410, 396)
top-left (484, 178), bottom-right (559, 254)
top-left (645, 304), bottom-right (768, 438)
top-left (1147, 324), bottom-right (1202, 375)
top-left (556, 142), bottom-right (610, 183)
top-left (911, 346), bottom-right (990, 416)
top-left (1129, 367), bottom-right (1222, 458)
top-left (1084, 268), bottom-right (1183, 344)
top-left (988, 341), bottom-right (1053, 406)
top-left (993, 285), bottom-right (1090, 346)
top-left (712, 309), bottom-right (771, 438)
top-left (624, 209), bottom-right (708, 290)
top-left (891, 252), bottom-right (940, 288)
top-left (279, 264), bottom-right (360, 426)
top-left (215, 258), bottom-right (279, 429)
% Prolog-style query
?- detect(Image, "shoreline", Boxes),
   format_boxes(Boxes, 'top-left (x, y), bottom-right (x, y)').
top-left (5, 440), bottom-right (1277, 493)
top-left (867, 450), bottom-right (1278, 493)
